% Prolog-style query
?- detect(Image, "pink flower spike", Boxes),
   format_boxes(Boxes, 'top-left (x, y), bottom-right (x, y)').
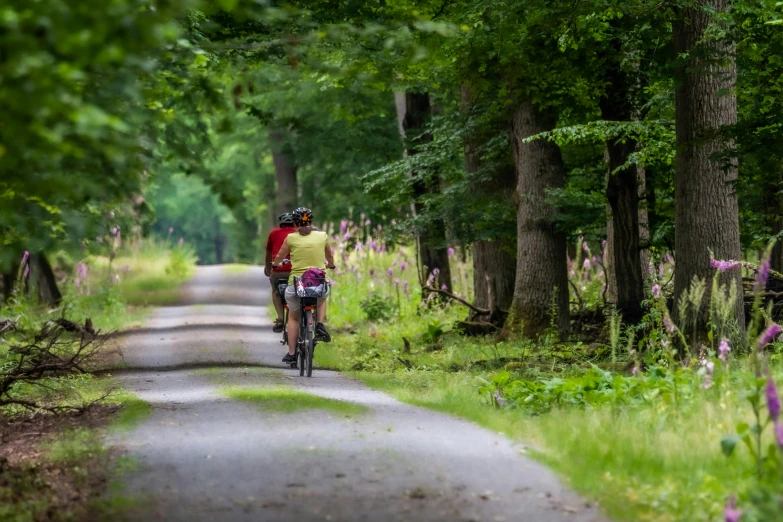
top-left (23, 265), bottom-right (29, 279)
top-left (21, 251), bottom-right (29, 264)
top-left (441, 284), bottom-right (448, 291)
top-left (632, 366), bottom-right (639, 376)
top-left (365, 219), bottom-right (371, 226)
top-left (447, 247), bottom-right (455, 257)
top-left (387, 269), bottom-right (394, 278)
top-left (583, 258), bottom-right (591, 270)
top-left (432, 268), bottom-right (440, 276)
top-left (168, 227), bottom-right (174, 234)
top-left (710, 258), bottom-right (741, 272)
top-left (651, 284), bottom-right (661, 299)
top-left (766, 377), bottom-right (781, 422)
top-left (724, 496), bottom-right (742, 522)
top-left (759, 324), bottom-right (782, 348)
top-left (400, 262), bottom-right (407, 272)
top-left (719, 339), bottom-right (731, 362)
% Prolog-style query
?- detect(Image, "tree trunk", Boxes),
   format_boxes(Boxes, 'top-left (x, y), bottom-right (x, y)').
top-left (394, 91), bottom-right (452, 297)
top-left (269, 128), bottom-right (298, 219)
top-left (600, 54), bottom-right (646, 322)
top-left (460, 85), bottom-right (516, 323)
top-left (673, 0), bottom-right (744, 331)
top-left (507, 101), bottom-right (570, 339)
top-left (30, 252), bottom-right (62, 305)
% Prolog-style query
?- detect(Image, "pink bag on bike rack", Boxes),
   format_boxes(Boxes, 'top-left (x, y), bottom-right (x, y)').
top-left (296, 268), bottom-right (329, 298)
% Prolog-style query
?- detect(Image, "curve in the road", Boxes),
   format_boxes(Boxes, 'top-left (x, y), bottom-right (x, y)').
top-left (109, 265), bottom-right (608, 522)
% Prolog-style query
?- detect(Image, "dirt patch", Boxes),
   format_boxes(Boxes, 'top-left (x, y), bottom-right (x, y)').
top-left (0, 405), bottom-right (119, 521)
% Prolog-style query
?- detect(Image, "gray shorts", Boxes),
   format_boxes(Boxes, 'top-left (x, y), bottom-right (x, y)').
top-left (285, 285), bottom-right (326, 312)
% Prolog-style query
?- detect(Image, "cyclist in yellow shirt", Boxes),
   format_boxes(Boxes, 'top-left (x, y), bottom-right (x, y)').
top-left (272, 207), bottom-right (335, 365)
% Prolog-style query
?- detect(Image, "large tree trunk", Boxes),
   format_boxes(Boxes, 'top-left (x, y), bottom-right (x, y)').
top-left (673, 0), bottom-right (744, 331)
top-left (507, 101), bottom-right (570, 339)
top-left (600, 47), bottom-right (647, 322)
top-left (269, 128), bottom-right (298, 219)
top-left (394, 91), bottom-right (452, 297)
top-left (461, 85), bottom-right (516, 323)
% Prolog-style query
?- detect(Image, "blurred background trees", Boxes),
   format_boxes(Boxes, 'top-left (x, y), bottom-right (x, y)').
top-left (2, 0), bottom-right (782, 334)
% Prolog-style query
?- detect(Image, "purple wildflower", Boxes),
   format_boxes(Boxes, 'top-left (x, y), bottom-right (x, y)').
top-left (441, 284), bottom-right (448, 291)
top-left (168, 227), bottom-right (174, 234)
top-left (74, 278), bottom-right (81, 288)
top-left (394, 278), bottom-right (400, 286)
top-left (766, 377), bottom-right (781, 422)
top-left (23, 265), bottom-right (29, 279)
top-left (759, 324), bottom-right (782, 348)
top-left (433, 268), bottom-right (440, 276)
top-left (663, 316), bottom-right (676, 334)
top-left (757, 258), bottom-right (771, 288)
top-left (400, 262), bottom-right (407, 272)
top-left (711, 258), bottom-right (741, 272)
top-left (582, 241), bottom-right (589, 253)
top-left (447, 247), bottom-right (455, 257)
top-left (343, 233), bottom-right (350, 241)
top-left (340, 220), bottom-right (348, 234)
top-left (658, 264), bottom-right (664, 277)
top-left (651, 284), bottom-right (661, 299)
top-left (77, 262), bottom-right (88, 279)
top-left (370, 240), bottom-right (378, 250)
top-left (21, 251), bottom-right (29, 265)
top-left (570, 270), bottom-right (576, 277)
top-left (178, 237), bottom-right (184, 245)
top-left (427, 273), bottom-right (435, 285)
top-left (365, 219), bottom-right (371, 226)
top-left (724, 496), bottom-right (742, 522)
top-left (387, 269), bottom-right (394, 278)
top-left (632, 366), bottom-right (639, 377)
top-left (719, 339), bottom-right (731, 362)
top-left (111, 227), bottom-right (119, 237)
top-left (380, 244), bottom-right (387, 253)
top-left (583, 258), bottom-right (591, 270)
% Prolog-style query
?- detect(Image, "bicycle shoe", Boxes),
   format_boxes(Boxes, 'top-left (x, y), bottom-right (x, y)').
top-left (282, 353), bottom-right (297, 364)
top-left (315, 322), bottom-right (331, 343)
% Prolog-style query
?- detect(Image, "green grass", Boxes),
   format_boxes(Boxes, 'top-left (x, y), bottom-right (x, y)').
top-left (222, 264), bottom-right (251, 274)
top-left (353, 369), bottom-right (754, 522)
top-left (221, 386), bottom-right (367, 415)
top-left (110, 392), bottom-right (152, 432)
top-left (46, 428), bottom-right (106, 465)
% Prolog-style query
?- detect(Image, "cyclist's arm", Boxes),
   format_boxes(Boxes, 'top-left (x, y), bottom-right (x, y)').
top-left (272, 237), bottom-right (290, 267)
top-left (324, 240), bottom-right (335, 269)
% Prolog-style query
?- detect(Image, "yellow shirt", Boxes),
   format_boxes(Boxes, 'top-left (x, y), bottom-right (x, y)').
top-left (285, 231), bottom-right (328, 283)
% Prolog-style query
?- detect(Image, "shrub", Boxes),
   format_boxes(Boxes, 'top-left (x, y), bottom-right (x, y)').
top-left (360, 294), bottom-right (398, 322)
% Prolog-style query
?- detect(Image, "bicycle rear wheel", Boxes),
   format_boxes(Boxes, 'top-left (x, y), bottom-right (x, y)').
top-left (304, 310), bottom-right (315, 377)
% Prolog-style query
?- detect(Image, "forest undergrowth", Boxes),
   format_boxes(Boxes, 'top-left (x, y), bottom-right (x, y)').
top-left (316, 221), bottom-right (783, 522)
top-left (0, 238), bottom-right (195, 521)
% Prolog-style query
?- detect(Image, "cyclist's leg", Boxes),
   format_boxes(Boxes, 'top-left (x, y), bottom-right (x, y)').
top-left (269, 274), bottom-right (284, 323)
top-left (284, 286), bottom-right (300, 356)
top-left (315, 297), bottom-right (331, 342)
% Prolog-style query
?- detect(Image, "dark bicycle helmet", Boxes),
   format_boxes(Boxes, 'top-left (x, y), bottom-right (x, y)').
top-left (278, 212), bottom-right (295, 226)
top-left (292, 207), bottom-right (314, 226)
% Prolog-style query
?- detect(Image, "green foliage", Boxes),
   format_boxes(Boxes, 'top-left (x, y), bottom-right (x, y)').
top-left (360, 294), bottom-right (398, 322)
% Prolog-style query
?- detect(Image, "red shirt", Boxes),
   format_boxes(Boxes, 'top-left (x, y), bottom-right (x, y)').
top-left (267, 227), bottom-right (296, 272)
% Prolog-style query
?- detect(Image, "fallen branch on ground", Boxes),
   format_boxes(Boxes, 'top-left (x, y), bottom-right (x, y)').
top-left (421, 285), bottom-right (493, 315)
top-left (0, 315), bottom-right (112, 414)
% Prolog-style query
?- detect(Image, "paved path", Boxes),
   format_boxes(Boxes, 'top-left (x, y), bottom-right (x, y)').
top-left (109, 265), bottom-right (607, 522)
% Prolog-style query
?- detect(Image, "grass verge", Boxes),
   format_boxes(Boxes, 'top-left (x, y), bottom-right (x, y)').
top-left (351, 369), bottom-right (753, 522)
top-left (221, 386), bottom-right (367, 416)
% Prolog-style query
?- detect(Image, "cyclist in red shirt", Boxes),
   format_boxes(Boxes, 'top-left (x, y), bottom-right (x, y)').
top-left (265, 213), bottom-right (296, 332)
